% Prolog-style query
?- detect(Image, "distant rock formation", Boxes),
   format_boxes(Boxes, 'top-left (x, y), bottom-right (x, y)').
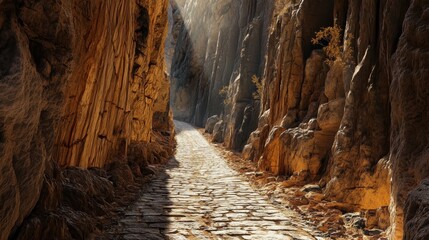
top-left (170, 0), bottom-right (274, 151)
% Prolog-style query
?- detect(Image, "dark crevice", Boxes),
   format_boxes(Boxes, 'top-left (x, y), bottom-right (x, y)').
top-left (136, 6), bottom-right (149, 47)
top-left (0, 123), bottom-right (5, 144)
top-left (390, 0), bottom-right (412, 56)
top-left (301, 0), bottom-right (335, 60)
top-left (98, 135), bottom-right (107, 140)
top-left (29, 40), bottom-right (46, 75)
top-left (0, 19), bottom-right (17, 78)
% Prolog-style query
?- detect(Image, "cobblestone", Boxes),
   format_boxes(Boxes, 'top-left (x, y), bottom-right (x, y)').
top-left (101, 121), bottom-right (323, 239)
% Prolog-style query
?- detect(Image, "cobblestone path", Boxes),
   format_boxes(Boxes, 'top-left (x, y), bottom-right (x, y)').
top-left (103, 121), bottom-right (323, 240)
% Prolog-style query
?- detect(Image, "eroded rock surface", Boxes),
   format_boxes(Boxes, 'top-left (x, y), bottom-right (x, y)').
top-left (0, 0), bottom-right (174, 239)
top-left (390, 0), bottom-right (429, 238)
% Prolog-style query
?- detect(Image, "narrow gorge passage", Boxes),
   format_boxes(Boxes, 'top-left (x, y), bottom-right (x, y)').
top-left (3, 0), bottom-right (429, 239)
top-left (102, 121), bottom-right (322, 240)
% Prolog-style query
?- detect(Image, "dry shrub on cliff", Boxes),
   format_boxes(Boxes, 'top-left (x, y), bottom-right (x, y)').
top-left (219, 85), bottom-right (232, 105)
top-left (251, 75), bottom-right (263, 100)
top-left (312, 24), bottom-right (353, 66)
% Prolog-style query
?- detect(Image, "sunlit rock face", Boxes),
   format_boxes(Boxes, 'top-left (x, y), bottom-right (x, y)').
top-left (0, 0), bottom-right (171, 239)
top-left (256, 0), bottom-right (335, 179)
top-left (254, 0), bottom-right (410, 237)
top-left (244, 1), bottom-right (412, 237)
top-left (55, 1), bottom-right (170, 168)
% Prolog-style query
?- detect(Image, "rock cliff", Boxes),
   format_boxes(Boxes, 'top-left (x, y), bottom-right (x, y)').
top-left (170, 0), bottom-right (274, 151)
top-left (0, 0), bottom-right (173, 239)
top-left (170, 0), bottom-right (429, 238)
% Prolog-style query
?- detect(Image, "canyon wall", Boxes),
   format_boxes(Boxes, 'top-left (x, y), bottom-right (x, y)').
top-left (390, 0), bottom-right (429, 238)
top-left (170, 0), bottom-right (274, 151)
top-left (170, 0), bottom-right (429, 238)
top-left (0, 0), bottom-right (173, 239)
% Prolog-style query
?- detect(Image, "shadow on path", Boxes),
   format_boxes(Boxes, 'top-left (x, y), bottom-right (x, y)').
top-left (99, 156), bottom-right (179, 240)
top-left (100, 121), bottom-right (321, 240)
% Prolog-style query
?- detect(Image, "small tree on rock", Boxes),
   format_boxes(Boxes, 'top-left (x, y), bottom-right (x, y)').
top-left (312, 23), bottom-right (353, 66)
top-left (251, 75), bottom-right (263, 100)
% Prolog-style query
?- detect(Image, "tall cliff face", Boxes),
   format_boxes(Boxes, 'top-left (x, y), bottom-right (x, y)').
top-left (170, 0), bottom-right (274, 150)
top-left (55, 0), bottom-right (169, 168)
top-left (0, 0), bottom-right (172, 239)
top-left (170, 0), bottom-right (429, 238)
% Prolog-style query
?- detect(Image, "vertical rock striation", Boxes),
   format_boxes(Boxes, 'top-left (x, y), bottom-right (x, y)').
top-left (55, 0), bottom-right (170, 168)
top-left (0, 0), bottom-right (173, 239)
top-left (255, 0), bottom-right (335, 180)
top-left (170, 0), bottom-right (274, 150)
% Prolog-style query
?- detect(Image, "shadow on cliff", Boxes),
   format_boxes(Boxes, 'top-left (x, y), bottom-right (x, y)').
top-left (169, 0), bottom-right (215, 127)
top-left (168, 0), bottom-right (271, 151)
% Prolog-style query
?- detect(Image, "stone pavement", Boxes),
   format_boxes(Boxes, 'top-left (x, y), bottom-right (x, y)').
top-left (102, 121), bottom-right (325, 240)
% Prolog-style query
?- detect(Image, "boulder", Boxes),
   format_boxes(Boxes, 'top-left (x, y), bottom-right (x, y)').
top-left (205, 115), bottom-right (220, 134)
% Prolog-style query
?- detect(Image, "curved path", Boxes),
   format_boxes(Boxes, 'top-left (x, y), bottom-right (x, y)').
top-left (103, 121), bottom-right (322, 240)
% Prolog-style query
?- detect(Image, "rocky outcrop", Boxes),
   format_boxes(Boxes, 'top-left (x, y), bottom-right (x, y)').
top-left (254, 0), bottom-right (410, 236)
top-left (243, 1), bottom-right (412, 237)
top-left (250, 0), bottom-right (337, 184)
top-left (0, 0), bottom-right (173, 239)
top-left (169, 0), bottom-right (429, 238)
